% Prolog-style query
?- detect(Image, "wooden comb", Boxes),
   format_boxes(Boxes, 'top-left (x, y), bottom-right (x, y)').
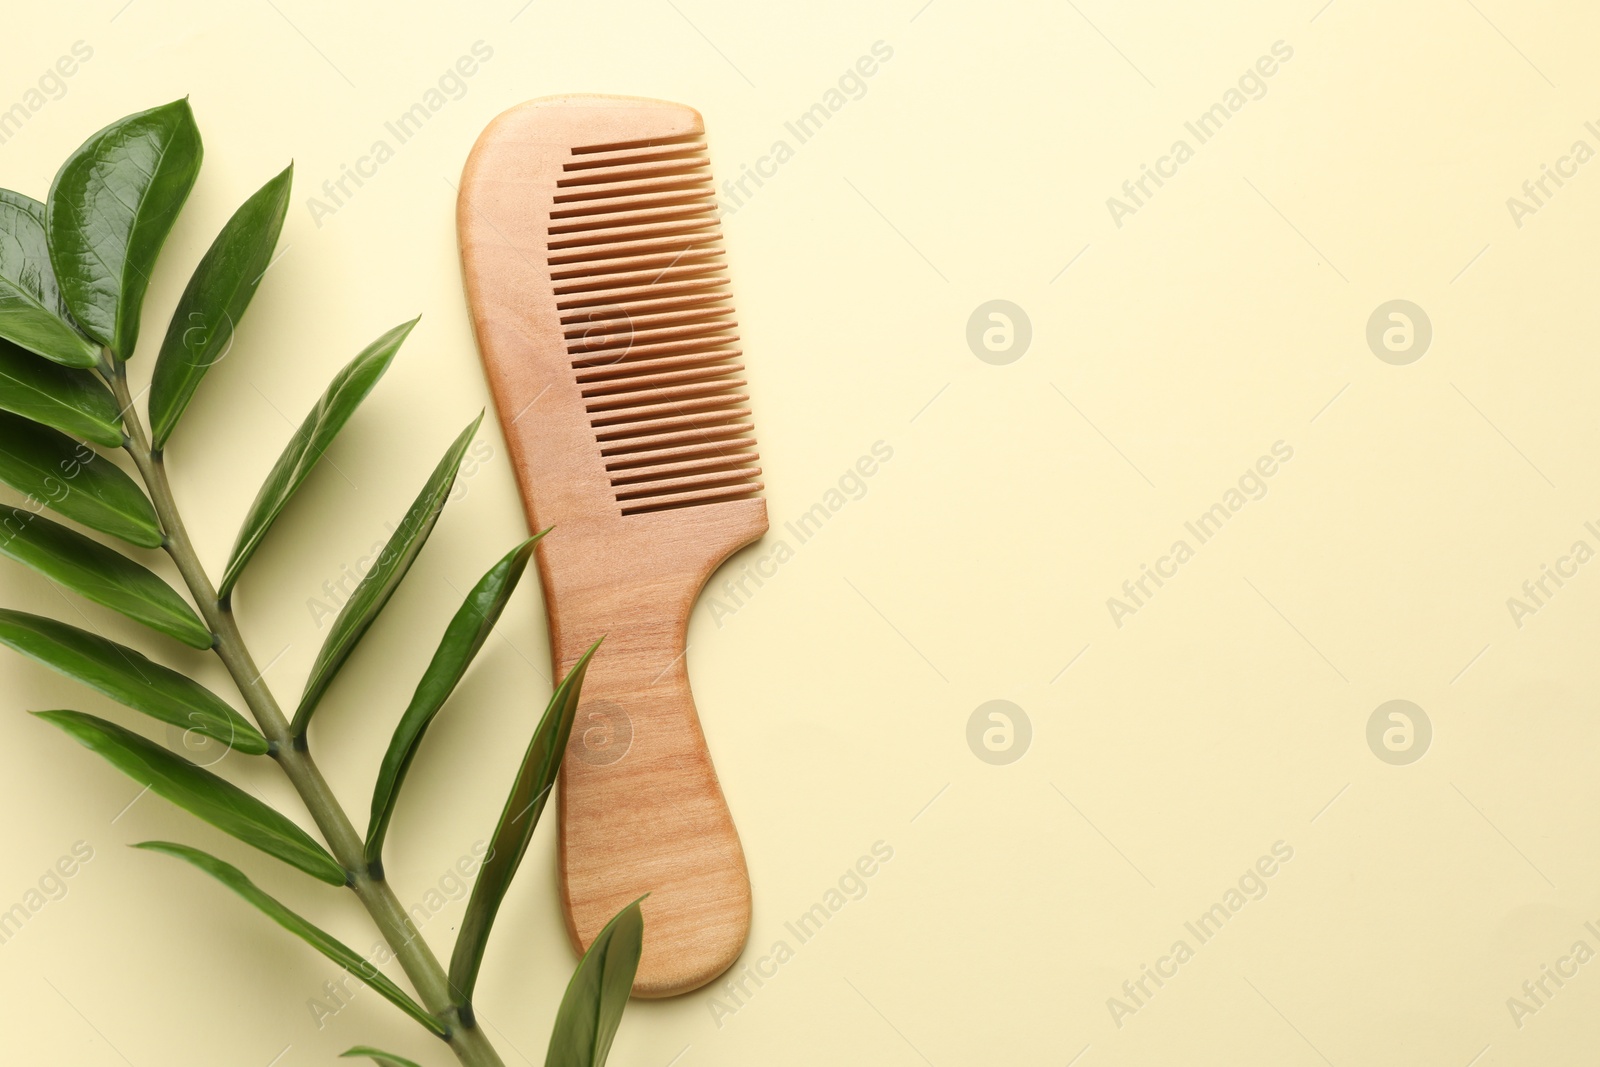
top-left (456, 95), bottom-right (765, 997)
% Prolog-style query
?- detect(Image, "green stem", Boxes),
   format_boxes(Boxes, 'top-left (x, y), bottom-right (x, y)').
top-left (107, 362), bottom-right (504, 1067)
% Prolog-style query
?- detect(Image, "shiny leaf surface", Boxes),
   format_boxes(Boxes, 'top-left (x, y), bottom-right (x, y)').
top-left (220, 318), bottom-right (415, 597)
top-left (546, 899), bottom-right (645, 1067)
top-left (37, 711), bottom-right (343, 884)
top-left (0, 511), bottom-right (211, 648)
top-left (292, 413), bottom-right (482, 734)
top-left (0, 189), bottom-right (70, 318)
top-left (364, 534), bottom-right (543, 865)
top-left (0, 410), bottom-right (160, 547)
top-left (0, 609), bottom-right (265, 754)
top-left (47, 99), bottom-right (203, 359)
top-left (0, 189), bottom-right (96, 366)
top-left (149, 164), bottom-right (293, 449)
top-left (448, 641), bottom-right (600, 1005)
top-left (0, 277), bottom-right (98, 368)
top-left (0, 339), bottom-right (122, 447)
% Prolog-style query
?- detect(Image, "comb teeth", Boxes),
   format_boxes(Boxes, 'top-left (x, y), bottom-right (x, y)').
top-left (549, 136), bottom-right (761, 517)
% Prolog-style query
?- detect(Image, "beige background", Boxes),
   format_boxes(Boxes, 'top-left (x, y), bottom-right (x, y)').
top-left (3, 1), bottom-right (1600, 1064)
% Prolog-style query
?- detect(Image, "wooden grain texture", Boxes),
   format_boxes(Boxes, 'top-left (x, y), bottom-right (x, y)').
top-left (456, 95), bottom-right (765, 998)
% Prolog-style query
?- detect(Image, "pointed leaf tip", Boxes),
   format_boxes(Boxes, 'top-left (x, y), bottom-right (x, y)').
top-left (546, 897), bottom-right (645, 1067)
top-left (448, 639), bottom-right (601, 1005)
top-left (220, 319), bottom-right (413, 596)
top-left (150, 164), bottom-right (295, 448)
top-left (48, 100), bottom-right (203, 359)
top-left (292, 412), bottom-right (484, 734)
top-left (364, 533), bottom-right (546, 864)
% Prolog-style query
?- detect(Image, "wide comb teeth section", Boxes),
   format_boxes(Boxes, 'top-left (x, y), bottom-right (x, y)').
top-left (550, 135), bottom-right (760, 517)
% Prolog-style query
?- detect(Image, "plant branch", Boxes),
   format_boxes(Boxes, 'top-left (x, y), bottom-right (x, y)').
top-left (106, 359), bottom-right (505, 1067)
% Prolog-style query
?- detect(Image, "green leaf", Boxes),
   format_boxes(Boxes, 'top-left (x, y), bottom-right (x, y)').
top-left (0, 609), bottom-right (265, 754)
top-left (37, 711), bottom-right (343, 884)
top-left (0, 411), bottom-right (161, 547)
top-left (0, 190), bottom-right (97, 368)
top-left (0, 511), bottom-right (211, 648)
top-left (219, 319), bottom-right (415, 597)
top-left (149, 164), bottom-right (293, 449)
top-left (47, 99), bottom-right (203, 359)
top-left (0, 189), bottom-right (71, 319)
top-left (448, 641), bottom-right (600, 1006)
top-left (341, 1048), bottom-right (426, 1067)
top-left (365, 533), bottom-right (544, 865)
top-left (0, 276), bottom-right (99, 368)
top-left (0, 339), bottom-right (123, 447)
top-left (292, 413), bottom-right (483, 735)
top-left (546, 898), bottom-right (645, 1067)
top-left (135, 842), bottom-right (444, 1037)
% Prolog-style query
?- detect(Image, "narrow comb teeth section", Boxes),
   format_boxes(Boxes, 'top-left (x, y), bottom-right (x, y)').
top-left (603, 436), bottom-right (758, 472)
top-left (553, 268), bottom-right (728, 303)
top-left (553, 174), bottom-right (715, 204)
top-left (551, 136), bottom-right (759, 517)
top-left (617, 483), bottom-right (769, 516)
top-left (548, 189), bottom-right (714, 221)
top-left (547, 216), bottom-right (719, 250)
top-left (568, 133), bottom-right (706, 156)
top-left (560, 289), bottom-right (731, 324)
top-left (565, 311), bottom-right (736, 352)
top-left (584, 377), bottom-right (748, 410)
top-left (546, 204), bottom-right (718, 237)
top-left (562, 146), bottom-right (709, 172)
top-left (609, 447), bottom-right (759, 479)
top-left (616, 468), bottom-right (764, 501)
top-left (557, 155), bottom-right (711, 185)
top-left (574, 349), bottom-right (744, 385)
top-left (580, 364), bottom-right (746, 398)
top-left (595, 407), bottom-right (754, 443)
top-left (567, 329), bottom-right (738, 359)
top-left (549, 247), bottom-right (724, 276)
top-left (560, 279), bottom-right (729, 313)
